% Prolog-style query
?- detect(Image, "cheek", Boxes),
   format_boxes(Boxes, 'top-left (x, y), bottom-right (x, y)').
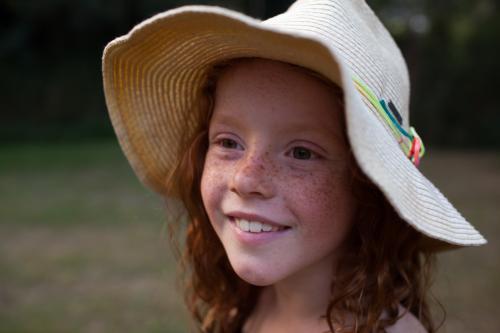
top-left (281, 167), bottom-right (355, 238)
top-left (200, 154), bottom-right (227, 217)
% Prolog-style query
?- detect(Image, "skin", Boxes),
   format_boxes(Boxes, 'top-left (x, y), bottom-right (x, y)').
top-left (200, 58), bottom-right (357, 332)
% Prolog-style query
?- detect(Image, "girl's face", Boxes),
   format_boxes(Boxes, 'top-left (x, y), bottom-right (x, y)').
top-left (200, 59), bottom-right (356, 286)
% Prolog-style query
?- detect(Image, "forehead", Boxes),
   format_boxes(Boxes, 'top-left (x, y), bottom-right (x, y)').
top-left (211, 58), bottom-right (346, 142)
top-left (215, 58), bottom-right (339, 102)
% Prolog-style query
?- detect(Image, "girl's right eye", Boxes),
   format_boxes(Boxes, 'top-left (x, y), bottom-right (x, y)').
top-left (216, 138), bottom-right (242, 150)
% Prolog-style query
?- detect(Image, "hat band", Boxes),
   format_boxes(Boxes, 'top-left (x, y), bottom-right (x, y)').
top-left (353, 76), bottom-right (425, 167)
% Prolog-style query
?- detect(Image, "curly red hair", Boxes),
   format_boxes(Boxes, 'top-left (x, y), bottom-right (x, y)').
top-left (165, 58), bottom-right (444, 333)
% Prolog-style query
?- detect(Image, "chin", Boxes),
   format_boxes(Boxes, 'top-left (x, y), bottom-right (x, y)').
top-left (236, 269), bottom-right (275, 287)
top-left (229, 258), bottom-right (283, 286)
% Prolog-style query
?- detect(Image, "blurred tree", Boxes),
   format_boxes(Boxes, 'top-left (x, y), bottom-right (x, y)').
top-left (414, 0), bottom-right (500, 147)
top-left (371, 0), bottom-right (500, 148)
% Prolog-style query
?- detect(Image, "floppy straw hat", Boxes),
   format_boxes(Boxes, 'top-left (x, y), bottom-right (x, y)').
top-left (102, 0), bottom-right (486, 250)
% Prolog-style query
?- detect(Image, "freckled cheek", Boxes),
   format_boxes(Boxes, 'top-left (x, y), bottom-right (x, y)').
top-left (200, 157), bottom-right (220, 205)
top-left (200, 154), bottom-right (232, 215)
top-left (281, 172), bottom-right (354, 237)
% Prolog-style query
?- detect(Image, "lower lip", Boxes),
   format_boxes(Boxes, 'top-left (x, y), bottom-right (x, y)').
top-left (229, 217), bottom-right (292, 246)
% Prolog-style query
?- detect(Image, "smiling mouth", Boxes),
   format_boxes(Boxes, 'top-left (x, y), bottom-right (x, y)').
top-left (229, 216), bottom-right (291, 233)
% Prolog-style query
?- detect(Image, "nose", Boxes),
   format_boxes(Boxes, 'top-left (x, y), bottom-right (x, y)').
top-left (230, 153), bottom-right (275, 199)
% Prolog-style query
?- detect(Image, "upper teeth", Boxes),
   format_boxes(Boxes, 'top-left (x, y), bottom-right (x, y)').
top-left (234, 218), bottom-right (283, 233)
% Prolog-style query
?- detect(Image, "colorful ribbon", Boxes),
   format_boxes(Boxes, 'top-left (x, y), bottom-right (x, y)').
top-left (352, 76), bottom-right (425, 167)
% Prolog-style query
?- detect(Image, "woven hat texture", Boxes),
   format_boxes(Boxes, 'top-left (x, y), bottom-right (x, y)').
top-left (102, 0), bottom-right (487, 250)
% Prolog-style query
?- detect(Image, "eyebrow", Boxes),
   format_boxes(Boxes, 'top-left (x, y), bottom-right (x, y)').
top-left (210, 113), bottom-right (345, 148)
top-left (210, 113), bottom-right (239, 127)
top-left (277, 121), bottom-right (330, 135)
top-left (209, 113), bottom-right (247, 134)
top-left (276, 120), bottom-right (344, 142)
top-left (212, 113), bottom-right (333, 133)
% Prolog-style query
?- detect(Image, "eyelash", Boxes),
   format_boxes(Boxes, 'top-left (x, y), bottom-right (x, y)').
top-left (213, 137), bottom-right (321, 160)
top-left (215, 138), bottom-right (243, 150)
top-left (288, 146), bottom-right (320, 160)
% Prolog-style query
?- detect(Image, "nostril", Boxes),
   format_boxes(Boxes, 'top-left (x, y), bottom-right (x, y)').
top-left (230, 164), bottom-right (275, 198)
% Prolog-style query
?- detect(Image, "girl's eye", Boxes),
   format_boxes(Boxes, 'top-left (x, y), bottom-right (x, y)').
top-left (218, 138), bottom-right (240, 149)
top-left (291, 147), bottom-right (316, 160)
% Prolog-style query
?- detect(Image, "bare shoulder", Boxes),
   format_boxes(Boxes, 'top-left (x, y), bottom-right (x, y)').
top-left (385, 305), bottom-right (428, 333)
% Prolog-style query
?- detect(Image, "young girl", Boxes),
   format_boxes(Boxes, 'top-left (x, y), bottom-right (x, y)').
top-left (102, 1), bottom-right (487, 332)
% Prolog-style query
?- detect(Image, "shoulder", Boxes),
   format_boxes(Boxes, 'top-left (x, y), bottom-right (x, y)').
top-left (385, 305), bottom-right (428, 333)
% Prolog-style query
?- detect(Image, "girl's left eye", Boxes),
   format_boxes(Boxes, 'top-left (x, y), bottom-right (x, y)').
top-left (290, 147), bottom-right (318, 160)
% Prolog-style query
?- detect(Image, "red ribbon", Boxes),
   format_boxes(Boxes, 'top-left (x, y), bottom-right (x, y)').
top-left (408, 136), bottom-right (421, 167)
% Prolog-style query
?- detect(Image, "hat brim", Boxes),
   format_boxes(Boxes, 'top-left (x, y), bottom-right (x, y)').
top-left (102, 6), bottom-right (486, 250)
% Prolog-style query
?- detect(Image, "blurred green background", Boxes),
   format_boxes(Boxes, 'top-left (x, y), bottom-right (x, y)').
top-left (0, 0), bottom-right (498, 332)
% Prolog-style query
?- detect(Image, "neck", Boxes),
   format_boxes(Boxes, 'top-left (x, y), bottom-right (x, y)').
top-left (246, 252), bottom-right (339, 331)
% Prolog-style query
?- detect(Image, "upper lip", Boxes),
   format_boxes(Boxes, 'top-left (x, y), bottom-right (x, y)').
top-left (226, 211), bottom-right (290, 228)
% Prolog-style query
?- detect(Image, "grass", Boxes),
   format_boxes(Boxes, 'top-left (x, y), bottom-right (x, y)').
top-left (0, 223), bottom-right (187, 333)
top-left (419, 149), bottom-right (500, 332)
top-left (0, 141), bottom-right (187, 332)
top-left (0, 142), bottom-right (498, 332)
top-left (0, 141), bottom-right (164, 226)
